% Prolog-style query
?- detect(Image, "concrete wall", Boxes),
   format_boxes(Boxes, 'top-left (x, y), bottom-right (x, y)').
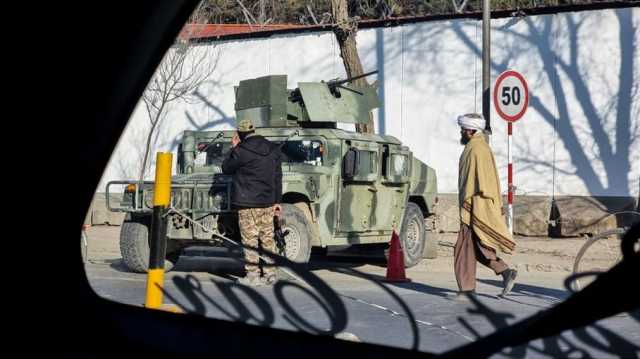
top-left (98, 7), bottom-right (639, 203)
top-left (434, 193), bottom-right (638, 236)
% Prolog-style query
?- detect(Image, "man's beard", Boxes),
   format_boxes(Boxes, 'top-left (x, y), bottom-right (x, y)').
top-left (460, 135), bottom-right (470, 145)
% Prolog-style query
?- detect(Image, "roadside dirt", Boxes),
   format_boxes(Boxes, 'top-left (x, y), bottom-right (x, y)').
top-left (83, 225), bottom-right (622, 275)
top-left (428, 231), bottom-right (622, 273)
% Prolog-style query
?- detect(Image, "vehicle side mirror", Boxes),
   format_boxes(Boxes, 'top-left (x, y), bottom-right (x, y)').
top-left (342, 148), bottom-right (359, 180)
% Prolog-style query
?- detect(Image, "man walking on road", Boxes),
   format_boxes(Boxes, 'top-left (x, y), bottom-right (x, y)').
top-left (455, 113), bottom-right (518, 298)
top-left (222, 119), bottom-right (283, 286)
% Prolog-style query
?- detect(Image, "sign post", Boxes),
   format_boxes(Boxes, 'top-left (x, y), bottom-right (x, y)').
top-left (493, 70), bottom-right (529, 235)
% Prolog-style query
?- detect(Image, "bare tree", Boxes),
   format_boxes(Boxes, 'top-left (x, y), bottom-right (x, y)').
top-left (452, 0), bottom-right (471, 13)
top-left (235, 0), bottom-right (276, 26)
top-left (138, 2), bottom-right (219, 182)
top-left (331, 0), bottom-right (375, 134)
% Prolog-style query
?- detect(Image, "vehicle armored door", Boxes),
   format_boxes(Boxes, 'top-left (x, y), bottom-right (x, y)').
top-left (373, 145), bottom-right (412, 231)
top-left (337, 140), bottom-right (379, 233)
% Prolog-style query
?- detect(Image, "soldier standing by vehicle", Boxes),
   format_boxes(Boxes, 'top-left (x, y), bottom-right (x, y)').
top-left (455, 113), bottom-right (518, 298)
top-left (222, 119), bottom-right (283, 286)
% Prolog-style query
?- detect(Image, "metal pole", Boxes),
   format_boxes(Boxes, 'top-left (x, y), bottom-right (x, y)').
top-left (483, 0), bottom-right (491, 134)
top-left (507, 122), bottom-right (513, 235)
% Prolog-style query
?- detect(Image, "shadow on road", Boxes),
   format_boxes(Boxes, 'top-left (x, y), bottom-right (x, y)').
top-left (477, 278), bottom-right (570, 302)
top-left (94, 224), bottom-right (640, 358)
top-left (329, 267), bottom-right (460, 300)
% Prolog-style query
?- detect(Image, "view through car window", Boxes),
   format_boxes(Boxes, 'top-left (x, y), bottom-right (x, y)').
top-left (82, 2), bottom-right (640, 357)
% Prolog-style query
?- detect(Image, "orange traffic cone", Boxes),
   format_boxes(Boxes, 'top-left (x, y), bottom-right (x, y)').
top-left (385, 229), bottom-right (411, 282)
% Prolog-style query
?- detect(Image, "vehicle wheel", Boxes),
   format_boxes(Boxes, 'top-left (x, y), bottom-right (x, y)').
top-left (279, 203), bottom-right (312, 263)
top-left (119, 215), bottom-right (179, 273)
top-left (400, 203), bottom-right (426, 268)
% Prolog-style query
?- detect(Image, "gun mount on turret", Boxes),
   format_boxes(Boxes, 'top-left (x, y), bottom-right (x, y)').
top-left (234, 71), bottom-right (380, 129)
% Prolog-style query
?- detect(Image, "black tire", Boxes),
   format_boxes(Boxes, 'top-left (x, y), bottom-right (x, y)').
top-left (311, 246), bottom-right (328, 257)
top-left (119, 215), bottom-right (179, 273)
top-left (400, 203), bottom-right (426, 268)
top-left (280, 203), bottom-right (312, 263)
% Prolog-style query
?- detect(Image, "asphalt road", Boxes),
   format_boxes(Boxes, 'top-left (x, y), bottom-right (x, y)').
top-left (84, 239), bottom-right (640, 358)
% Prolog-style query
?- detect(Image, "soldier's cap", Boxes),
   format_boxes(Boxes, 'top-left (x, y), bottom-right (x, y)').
top-left (237, 119), bottom-right (255, 132)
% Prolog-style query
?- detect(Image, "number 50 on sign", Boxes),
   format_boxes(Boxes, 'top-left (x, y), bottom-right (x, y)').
top-left (494, 70), bottom-right (529, 122)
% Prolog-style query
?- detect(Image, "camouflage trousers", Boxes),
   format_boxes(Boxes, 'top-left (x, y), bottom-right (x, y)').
top-left (238, 206), bottom-right (276, 277)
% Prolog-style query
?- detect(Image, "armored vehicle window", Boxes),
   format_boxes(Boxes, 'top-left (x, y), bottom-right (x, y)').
top-left (349, 148), bottom-right (377, 182)
top-left (196, 142), bottom-right (232, 166)
top-left (358, 150), bottom-right (376, 175)
top-left (390, 154), bottom-right (408, 177)
top-left (383, 146), bottom-right (411, 183)
top-left (278, 140), bottom-right (324, 166)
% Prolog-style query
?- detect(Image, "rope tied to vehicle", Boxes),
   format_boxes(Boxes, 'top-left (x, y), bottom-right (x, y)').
top-left (166, 205), bottom-right (305, 284)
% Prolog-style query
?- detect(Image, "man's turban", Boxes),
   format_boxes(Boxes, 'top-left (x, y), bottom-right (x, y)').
top-left (457, 113), bottom-right (486, 131)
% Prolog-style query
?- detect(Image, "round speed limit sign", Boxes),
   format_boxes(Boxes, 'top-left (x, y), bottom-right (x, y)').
top-left (494, 70), bottom-right (529, 122)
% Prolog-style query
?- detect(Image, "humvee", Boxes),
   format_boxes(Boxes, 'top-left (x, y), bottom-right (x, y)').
top-left (107, 73), bottom-right (438, 272)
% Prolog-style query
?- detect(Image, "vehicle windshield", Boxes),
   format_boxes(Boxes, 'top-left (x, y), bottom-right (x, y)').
top-left (195, 139), bottom-right (324, 167)
top-left (196, 141), bottom-right (232, 166)
top-left (277, 139), bottom-right (324, 166)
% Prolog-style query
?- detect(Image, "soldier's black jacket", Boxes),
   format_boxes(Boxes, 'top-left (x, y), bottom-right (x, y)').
top-left (222, 134), bottom-right (283, 208)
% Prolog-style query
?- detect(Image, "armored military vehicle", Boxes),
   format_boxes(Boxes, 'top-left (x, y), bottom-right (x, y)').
top-left (107, 72), bottom-right (438, 273)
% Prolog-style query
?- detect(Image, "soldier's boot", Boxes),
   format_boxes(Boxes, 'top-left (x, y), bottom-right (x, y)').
top-left (500, 269), bottom-right (518, 296)
top-left (237, 272), bottom-right (264, 286)
top-left (263, 270), bottom-right (278, 285)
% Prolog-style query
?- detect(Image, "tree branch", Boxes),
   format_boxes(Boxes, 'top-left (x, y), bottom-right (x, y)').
top-left (452, 0), bottom-right (470, 14)
top-left (137, 2), bottom-right (216, 180)
top-left (307, 4), bottom-right (319, 25)
top-left (236, 0), bottom-right (257, 27)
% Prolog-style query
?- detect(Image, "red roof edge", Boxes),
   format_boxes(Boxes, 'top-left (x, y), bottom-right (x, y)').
top-left (180, 23), bottom-right (309, 40)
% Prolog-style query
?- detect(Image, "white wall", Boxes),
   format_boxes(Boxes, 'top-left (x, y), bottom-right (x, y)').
top-left (99, 7), bottom-right (639, 198)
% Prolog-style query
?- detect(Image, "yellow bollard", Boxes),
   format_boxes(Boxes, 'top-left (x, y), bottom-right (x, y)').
top-left (153, 153), bottom-right (172, 207)
top-left (144, 152), bottom-right (177, 311)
